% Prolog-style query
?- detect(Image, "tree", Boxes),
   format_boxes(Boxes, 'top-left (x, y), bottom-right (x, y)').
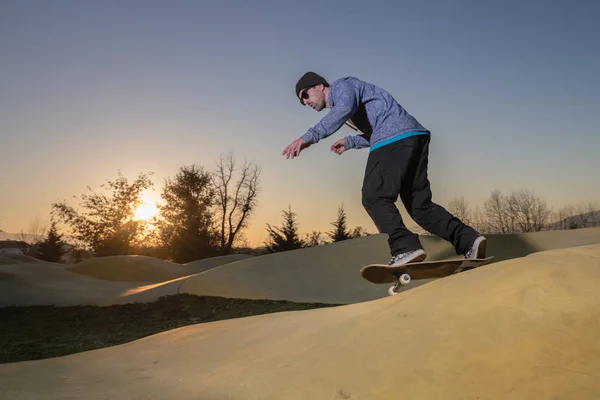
top-left (17, 216), bottom-right (48, 253)
top-left (52, 171), bottom-right (153, 256)
top-left (36, 221), bottom-right (65, 262)
top-left (305, 230), bottom-right (327, 247)
top-left (532, 196), bottom-right (553, 231)
top-left (211, 152), bottom-right (261, 255)
top-left (552, 205), bottom-right (574, 230)
top-left (155, 164), bottom-right (217, 263)
top-left (483, 189), bottom-right (551, 233)
top-left (327, 204), bottom-right (352, 242)
top-left (483, 189), bottom-right (515, 234)
top-left (573, 202), bottom-right (600, 228)
top-left (350, 226), bottom-right (370, 238)
top-left (264, 205), bottom-right (305, 253)
top-left (552, 202), bottom-right (600, 230)
top-left (509, 189), bottom-right (551, 232)
top-left (448, 196), bottom-right (472, 226)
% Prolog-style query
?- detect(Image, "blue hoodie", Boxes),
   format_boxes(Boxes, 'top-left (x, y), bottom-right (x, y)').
top-left (300, 77), bottom-right (430, 152)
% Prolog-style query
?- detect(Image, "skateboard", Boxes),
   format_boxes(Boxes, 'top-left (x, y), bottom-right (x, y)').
top-left (360, 256), bottom-right (495, 296)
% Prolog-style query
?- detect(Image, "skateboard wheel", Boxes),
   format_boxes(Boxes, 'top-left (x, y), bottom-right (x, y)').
top-left (400, 273), bottom-right (411, 285)
top-left (388, 285), bottom-right (400, 296)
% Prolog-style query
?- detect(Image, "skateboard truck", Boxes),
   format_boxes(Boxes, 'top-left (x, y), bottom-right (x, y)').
top-left (389, 273), bottom-right (411, 295)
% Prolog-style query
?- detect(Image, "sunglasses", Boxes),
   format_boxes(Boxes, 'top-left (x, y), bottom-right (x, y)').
top-left (300, 87), bottom-right (313, 102)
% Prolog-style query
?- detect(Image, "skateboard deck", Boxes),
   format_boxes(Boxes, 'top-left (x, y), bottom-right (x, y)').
top-left (360, 256), bottom-right (495, 295)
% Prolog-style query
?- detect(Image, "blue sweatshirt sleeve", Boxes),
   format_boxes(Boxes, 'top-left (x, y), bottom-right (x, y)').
top-left (344, 134), bottom-right (370, 150)
top-left (300, 81), bottom-right (359, 145)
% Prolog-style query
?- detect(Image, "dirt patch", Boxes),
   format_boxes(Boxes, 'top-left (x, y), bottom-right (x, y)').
top-left (0, 293), bottom-right (341, 363)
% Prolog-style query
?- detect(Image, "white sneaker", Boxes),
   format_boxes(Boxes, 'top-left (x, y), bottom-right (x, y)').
top-left (465, 236), bottom-right (487, 259)
top-left (387, 249), bottom-right (426, 266)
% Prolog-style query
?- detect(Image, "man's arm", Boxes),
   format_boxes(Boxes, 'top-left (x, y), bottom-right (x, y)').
top-left (300, 81), bottom-right (359, 145)
top-left (344, 134), bottom-right (370, 150)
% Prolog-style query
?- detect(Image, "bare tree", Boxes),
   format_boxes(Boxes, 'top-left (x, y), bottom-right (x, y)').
top-left (509, 189), bottom-right (551, 232)
top-left (471, 205), bottom-right (489, 234)
top-left (552, 205), bottom-right (574, 230)
top-left (483, 189), bottom-right (551, 233)
top-left (563, 204), bottom-right (577, 228)
top-left (211, 152), bottom-right (261, 255)
top-left (577, 204), bottom-right (594, 228)
top-left (510, 190), bottom-right (533, 232)
top-left (575, 203), bottom-right (600, 228)
top-left (484, 189), bottom-right (510, 234)
top-left (17, 216), bottom-right (48, 251)
top-left (550, 202), bottom-right (600, 230)
top-left (448, 196), bottom-right (472, 226)
top-left (504, 192), bottom-right (520, 233)
top-left (572, 202), bottom-right (600, 228)
top-left (532, 195), bottom-right (552, 231)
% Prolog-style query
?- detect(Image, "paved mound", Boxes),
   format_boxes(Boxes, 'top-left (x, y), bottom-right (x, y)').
top-left (100, 274), bottom-right (197, 306)
top-left (0, 254), bottom-right (45, 265)
top-left (1, 243), bottom-right (599, 399)
top-left (184, 253), bottom-right (254, 273)
top-left (2, 228), bottom-right (600, 307)
top-left (66, 254), bottom-right (253, 283)
top-left (66, 255), bottom-right (191, 282)
top-left (179, 227), bottom-right (600, 304)
top-left (0, 262), bottom-right (148, 307)
top-left (0, 256), bottom-right (23, 265)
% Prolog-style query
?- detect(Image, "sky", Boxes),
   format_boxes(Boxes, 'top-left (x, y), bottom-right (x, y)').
top-left (1, 0), bottom-right (600, 246)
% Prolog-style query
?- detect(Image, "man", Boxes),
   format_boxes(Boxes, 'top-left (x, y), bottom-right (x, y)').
top-left (283, 72), bottom-right (486, 266)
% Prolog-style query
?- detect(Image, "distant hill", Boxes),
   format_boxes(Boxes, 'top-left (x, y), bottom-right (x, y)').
top-left (547, 210), bottom-right (600, 230)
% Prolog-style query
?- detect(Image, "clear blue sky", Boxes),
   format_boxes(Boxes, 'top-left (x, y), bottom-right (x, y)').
top-left (1, 0), bottom-right (599, 245)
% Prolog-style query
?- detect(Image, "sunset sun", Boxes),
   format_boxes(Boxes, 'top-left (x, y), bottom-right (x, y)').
top-left (133, 191), bottom-right (160, 222)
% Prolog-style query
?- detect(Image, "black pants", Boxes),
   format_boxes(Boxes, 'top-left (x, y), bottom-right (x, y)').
top-left (361, 134), bottom-right (479, 256)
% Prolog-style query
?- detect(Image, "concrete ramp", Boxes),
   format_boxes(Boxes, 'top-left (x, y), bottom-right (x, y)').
top-left (184, 253), bottom-right (254, 273)
top-left (66, 255), bottom-right (192, 282)
top-left (179, 228), bottom-right (600, 304)
top-left (63, 253), bottom-right (252, 283)
top-left (2, 228), bottom-right (600, 307)
top-left (0, 254), bottom-right (47, 265)
top-left (0, 262), bottom-right (150, 307)
top-left (1, 243), bottom-right (599, 399)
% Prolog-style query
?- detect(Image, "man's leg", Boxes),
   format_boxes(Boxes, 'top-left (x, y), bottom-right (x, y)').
top-left (399, 135), bottom-right (480, 255)
top-left (361, 143), bottom-right (423, 257)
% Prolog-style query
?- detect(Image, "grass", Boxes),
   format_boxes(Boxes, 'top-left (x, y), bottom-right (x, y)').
top-left (0, 294), bottom-right (341, 364)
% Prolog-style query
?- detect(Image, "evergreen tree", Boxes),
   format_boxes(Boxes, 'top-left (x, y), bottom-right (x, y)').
top-left (264, 205), bottom-right (305, 253)
top-left (37, 221), bottom-right (65, 262)
top-left (155, 164), bottom-right (218, 263)
top-left (327, 204), bottom-right (352, 242)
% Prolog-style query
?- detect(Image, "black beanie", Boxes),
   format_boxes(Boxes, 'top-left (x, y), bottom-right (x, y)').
top-left (295, 72), bottom-right (329, 103)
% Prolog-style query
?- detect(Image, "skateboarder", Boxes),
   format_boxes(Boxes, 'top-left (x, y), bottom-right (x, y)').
top-left (283, 72), bottom-right (487, 266)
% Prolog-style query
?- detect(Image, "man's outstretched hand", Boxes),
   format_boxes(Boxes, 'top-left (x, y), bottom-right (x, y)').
top-left (330, 138), bottom-right (346, 155)
top-left (282, 138), bottom-right (309, 159)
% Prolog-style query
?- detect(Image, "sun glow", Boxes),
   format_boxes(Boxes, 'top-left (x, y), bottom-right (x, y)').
top-left (133, 191), bottom-right (160, 222)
